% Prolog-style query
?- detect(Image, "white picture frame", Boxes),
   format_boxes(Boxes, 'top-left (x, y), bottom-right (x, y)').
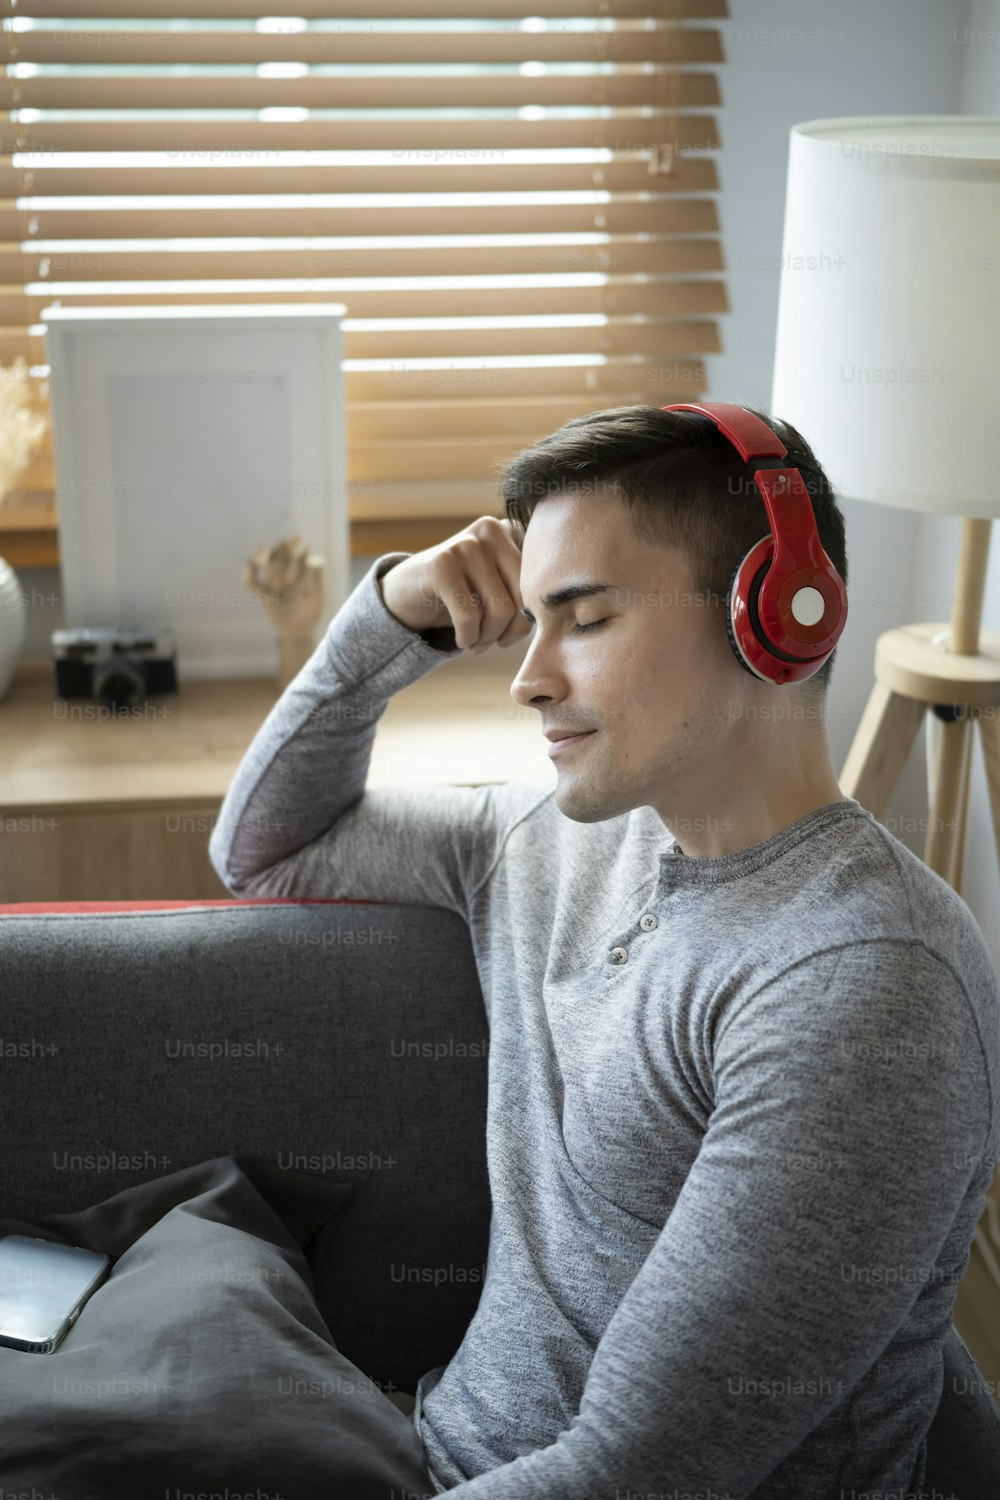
top-left (42, 305), bottom-right (349, 679)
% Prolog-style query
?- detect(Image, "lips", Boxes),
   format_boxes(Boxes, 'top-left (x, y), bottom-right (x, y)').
top-left (546, 731), bottom-right (596, 759)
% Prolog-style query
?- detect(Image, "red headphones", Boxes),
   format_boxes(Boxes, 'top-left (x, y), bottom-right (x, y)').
top-left (660, 402), bottom-right (849, 686)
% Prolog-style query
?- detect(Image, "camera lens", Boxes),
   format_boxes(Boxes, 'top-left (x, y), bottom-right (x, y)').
top-left (93, 658), bottom-right (146, 710)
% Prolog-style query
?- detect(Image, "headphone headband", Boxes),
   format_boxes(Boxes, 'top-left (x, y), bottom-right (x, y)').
top-left (664, 402), bottom-right (787, 463)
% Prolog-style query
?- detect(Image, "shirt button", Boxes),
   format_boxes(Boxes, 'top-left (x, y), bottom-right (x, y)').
top-left (639, 913), bottom-right (657, 931)
top-left (609, 947), bottom-right (628, 964)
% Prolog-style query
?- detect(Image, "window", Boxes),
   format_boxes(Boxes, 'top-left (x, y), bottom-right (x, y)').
top-left (0, 0), bottom-right (728, 567)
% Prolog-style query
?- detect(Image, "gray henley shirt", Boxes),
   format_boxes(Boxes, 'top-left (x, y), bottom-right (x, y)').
top-left (209, 550), bottom-right (1000, 1500)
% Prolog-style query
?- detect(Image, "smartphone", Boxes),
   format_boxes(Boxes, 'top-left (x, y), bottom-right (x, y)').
top-left (0, 1234), bottom-right (111, 1354)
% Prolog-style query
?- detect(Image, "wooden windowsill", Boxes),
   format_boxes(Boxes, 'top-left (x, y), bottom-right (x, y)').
top-left (0, 646), bottom-right (551, 813)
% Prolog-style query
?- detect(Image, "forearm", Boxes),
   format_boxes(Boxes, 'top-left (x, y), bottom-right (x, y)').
top-left (208, 552), bottom-right (461, 891)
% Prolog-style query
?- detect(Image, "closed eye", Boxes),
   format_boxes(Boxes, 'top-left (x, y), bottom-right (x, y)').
top-left (574, 618), bottom-right (608, 634)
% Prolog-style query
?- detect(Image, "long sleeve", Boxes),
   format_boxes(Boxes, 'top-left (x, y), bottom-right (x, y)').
top-left (208, 551), bottom-right (530, 918)
top-left (441, 940), bottom-right (994, 1499)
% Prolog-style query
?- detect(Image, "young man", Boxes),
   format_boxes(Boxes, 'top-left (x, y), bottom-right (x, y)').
top-left (209, 404), bottom-right (1000, 1499)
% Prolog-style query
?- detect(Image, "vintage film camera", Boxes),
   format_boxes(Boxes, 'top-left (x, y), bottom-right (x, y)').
top-left (52, 626), bottom-right (178, 709)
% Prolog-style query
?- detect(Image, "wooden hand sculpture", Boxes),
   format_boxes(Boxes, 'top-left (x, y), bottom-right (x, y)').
top-left (244, 535), bottom-right (325, 691)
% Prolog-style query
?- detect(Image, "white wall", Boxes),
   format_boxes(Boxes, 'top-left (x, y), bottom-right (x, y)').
top-left (706, 0), bottom-right (999, 971)
top-left (706, 0), bottom-right (971, 404)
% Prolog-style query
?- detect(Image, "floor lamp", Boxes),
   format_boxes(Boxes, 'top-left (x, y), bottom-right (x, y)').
top-left (770, 116), bottom-right (1000, 899)
top-left (770, 114), bottom-right (1000, 1376)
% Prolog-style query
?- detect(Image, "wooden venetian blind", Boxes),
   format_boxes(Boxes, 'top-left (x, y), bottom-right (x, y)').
top-left (0, 0), bottom-right (729, 566)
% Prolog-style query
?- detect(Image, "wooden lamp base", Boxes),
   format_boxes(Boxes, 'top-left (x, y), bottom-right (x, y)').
top-left (838, 518), bottom-right (1000, 897)
top-left (839, 621), bottom-right (1000, 893)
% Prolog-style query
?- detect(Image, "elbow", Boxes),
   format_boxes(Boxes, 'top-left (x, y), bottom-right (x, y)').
top-left (208, 825), bottom-right (256, 897)
top-left (207, 824), bottom-right (233, 890)
top-left (209, 832), bottom-right (292, 900)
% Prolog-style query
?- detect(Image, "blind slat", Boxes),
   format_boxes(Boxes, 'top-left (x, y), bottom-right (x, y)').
top-left (0, 157), bottom-right (719, 198)
top-left (13, 358), bottom-right (710, 410)
top-left (365, 319), bottom-right (719, 361)
top-left (7, 387), bottom-right (711, 449)
top-left (11, 0), bottom-right (729, 21)
top-left (2, 316), bottom-right (721, 366)
top-left (0, 281), bottom-right (730, 324)
top-left (345, 319), bottom-right (722, 360)
top-left (0, 114), bottom-right (722, 156)
top-left (1, 239), bottom-right (724, 280)
top-left (0, 71), bottom-right (717, 112)
top-left (343, 474), bottom-right (590, 523)
top-left (1, 198), bottom-right (719, 241)
top-left (5, 27), bottom-right (724, 67)
top-left (353, 439), bottom-right (555, 485)
top-left (344, 393), bottom-right (691, 441)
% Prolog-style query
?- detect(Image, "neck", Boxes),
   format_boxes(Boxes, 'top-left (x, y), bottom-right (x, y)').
top-left (657, 737), bottom-right (846, 860)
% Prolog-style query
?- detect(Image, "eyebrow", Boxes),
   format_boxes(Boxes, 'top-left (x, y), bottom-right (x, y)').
top-left (519, 582), bottom-right (617, 623)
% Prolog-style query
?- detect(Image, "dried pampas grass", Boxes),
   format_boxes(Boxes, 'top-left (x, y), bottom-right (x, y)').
top-left (0, 357), bottom-right (50, 507)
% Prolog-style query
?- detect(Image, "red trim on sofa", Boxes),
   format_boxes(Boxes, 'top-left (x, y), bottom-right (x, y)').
top-left (0, 899), bottom-right (375, 915)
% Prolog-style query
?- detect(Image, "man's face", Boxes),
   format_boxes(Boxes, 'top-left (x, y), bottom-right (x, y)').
top-left (509, 484), bottom-right (746, 827)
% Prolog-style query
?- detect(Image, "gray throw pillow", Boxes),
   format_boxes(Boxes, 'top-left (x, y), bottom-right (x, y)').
top-left (0, 1155), bottom-right (436, 1499)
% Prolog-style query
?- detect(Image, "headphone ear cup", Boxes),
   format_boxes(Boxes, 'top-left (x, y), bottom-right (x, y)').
top-left (724, 555), bottom-right (763, 680)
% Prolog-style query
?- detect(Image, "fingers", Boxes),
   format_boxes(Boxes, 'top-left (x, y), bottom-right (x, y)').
top-left (428, 545), bottom-right (485, 651)
top-left (492, 550), bottom-right (533, 650)
top-left (493, 518), bottom-right (533, 649)
top-left (460, 518), bottom-right (533, 654)
top-left (413, 516), bottom-right (531, 654)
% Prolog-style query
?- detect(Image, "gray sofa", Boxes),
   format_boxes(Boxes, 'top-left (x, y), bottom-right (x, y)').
top-left (2, 895), bottom-right (999, 1497)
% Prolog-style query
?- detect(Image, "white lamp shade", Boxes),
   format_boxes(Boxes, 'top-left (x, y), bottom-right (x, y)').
top-left (771, 116), bottom-right (1000, 520)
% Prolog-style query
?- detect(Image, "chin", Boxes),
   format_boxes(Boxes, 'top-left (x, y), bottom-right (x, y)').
top-left (552, 778), bottom-right (633, 826)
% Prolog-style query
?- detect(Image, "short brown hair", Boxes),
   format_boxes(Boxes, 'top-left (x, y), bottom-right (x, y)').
top-left (497, 403), bottom-right (848, 700)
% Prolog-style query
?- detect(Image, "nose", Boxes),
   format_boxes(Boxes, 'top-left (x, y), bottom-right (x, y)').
top-left (509, 630), bottom-right (563, 712)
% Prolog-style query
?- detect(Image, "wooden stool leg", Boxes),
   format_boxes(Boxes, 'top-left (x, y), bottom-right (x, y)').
top-left (925, 716), bottom-right (971, 880)
top-left (979, 708), bottom-right (1000, 874)
top-left (839, 680), bottom-right (926, 818)
top-left (947, 716), bottom-right (976, 895)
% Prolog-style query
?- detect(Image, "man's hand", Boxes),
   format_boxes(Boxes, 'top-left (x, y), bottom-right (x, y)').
top-left (378, 516), bottom-right (534, 655)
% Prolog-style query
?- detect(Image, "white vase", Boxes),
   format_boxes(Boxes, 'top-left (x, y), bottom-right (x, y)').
top-left (0, 554), bottom-right (26, 701)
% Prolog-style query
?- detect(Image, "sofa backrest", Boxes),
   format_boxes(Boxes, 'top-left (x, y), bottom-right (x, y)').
top-left (0, 898), bottom-right (491, 1396)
